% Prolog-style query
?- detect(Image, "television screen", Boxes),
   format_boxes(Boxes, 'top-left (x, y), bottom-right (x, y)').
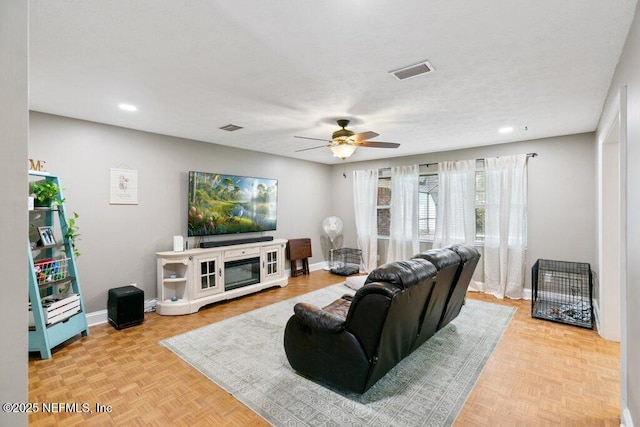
top-left (188, 171), bottom-right (278, 236)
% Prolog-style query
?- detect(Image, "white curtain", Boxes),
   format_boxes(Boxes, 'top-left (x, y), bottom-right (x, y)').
top-left (353, 169), bottom-right (378, 272)
top-left (482, 154), bottom-right (528, 299)
top-left (386, 165), bottom-right (420, 262)
top-left (433, 159), bottom-right (476, 248)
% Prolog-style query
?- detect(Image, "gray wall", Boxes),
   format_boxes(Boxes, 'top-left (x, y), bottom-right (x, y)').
top-left (0, 0), bottom-right (28, 425)
top-left (599, 2), bottom-right (640, 424)
top-left (328, 133), bottom-right (597, 290)
top-left (29, 112), bottom-right (333, 312)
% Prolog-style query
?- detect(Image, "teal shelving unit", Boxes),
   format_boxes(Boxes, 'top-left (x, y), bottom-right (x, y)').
top-left (28, 171), bottom-right (88, 359)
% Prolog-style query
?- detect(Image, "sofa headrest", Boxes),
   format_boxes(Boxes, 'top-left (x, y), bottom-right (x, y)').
top-left (412, 248), bottom-right (461, 270)
top-left (445, 244), bottom-right (481, 263)
top-left (364, 258), bottom-right (436, 289)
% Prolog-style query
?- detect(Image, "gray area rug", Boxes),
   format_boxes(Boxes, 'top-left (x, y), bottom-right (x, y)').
top-left (160, 283), bottom-right (515, 426)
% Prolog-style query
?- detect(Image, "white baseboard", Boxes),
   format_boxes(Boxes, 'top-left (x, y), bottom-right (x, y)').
top-left (284, 261), bottom-right (330, 277)
top-left (310, 261), bottom-right (329, 272)
top-left (622, 407), bottom-right (634, 427)
top-left (89, 264), bottom-right (335, 327)
top-left (89, 268), bottom-right (534, 326)
top-left (86, 309), bottom-right (108, 327)
top-left (88, 264), bottom-right (335, 327)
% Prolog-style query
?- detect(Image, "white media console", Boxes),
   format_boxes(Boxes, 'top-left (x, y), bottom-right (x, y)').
top-left (155, 238), bottom-right (288, 315)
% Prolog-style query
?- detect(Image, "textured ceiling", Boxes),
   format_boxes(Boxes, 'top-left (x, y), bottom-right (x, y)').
top-left (29, 1), bottom-right (637, 164)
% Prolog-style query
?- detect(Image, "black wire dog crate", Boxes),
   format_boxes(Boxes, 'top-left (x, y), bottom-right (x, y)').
top-left (531, 259), bottom-right (593, 329)
top-left (329, 248), bottom-right (362, 276)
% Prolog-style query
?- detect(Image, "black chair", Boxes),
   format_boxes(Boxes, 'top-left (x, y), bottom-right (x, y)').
top-left (411, 248), bottom-right (462, 349)
top-left (284, 258), bottom-right (437, 393)
top-left (283, 245), bottom-right (480, 394)
top-left (437, 244), bottom-right (481, 330)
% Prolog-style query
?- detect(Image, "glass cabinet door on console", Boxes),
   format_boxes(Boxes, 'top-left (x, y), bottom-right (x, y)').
top-left (194, 255), bottom-right (222, 298)
top-left (263, 245), bottom-right (283, 280)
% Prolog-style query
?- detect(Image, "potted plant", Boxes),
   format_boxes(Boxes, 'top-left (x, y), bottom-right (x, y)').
top-left (63, 212), bottom-right (81, 257)
top-left (30, 180), bottom-right (60, 207)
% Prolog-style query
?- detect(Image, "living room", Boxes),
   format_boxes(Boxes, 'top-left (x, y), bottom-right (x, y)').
top-left (3, 1), bottom-right (640, 426)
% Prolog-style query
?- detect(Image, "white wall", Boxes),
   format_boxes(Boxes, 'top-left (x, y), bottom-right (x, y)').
top-left (29, 112), bottom-right (333, 312)
top-left (597, 2), bottom-right (640, 425)
top-left (329, 133), bottom-right (597, 291)
top-left (598, 127), bottom-right (621, 341)
top-left (0, 0), bottom-right (28, 425)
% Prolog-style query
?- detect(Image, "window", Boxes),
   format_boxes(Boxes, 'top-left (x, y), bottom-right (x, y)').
top-left (475, 168), bottom-right (486, 241)
top-left (377, 164), bottom-right (486, 242)
top-left (377, 177), bottom-right (391, 237)
top-left (418, 174), bottom-right (438, 239)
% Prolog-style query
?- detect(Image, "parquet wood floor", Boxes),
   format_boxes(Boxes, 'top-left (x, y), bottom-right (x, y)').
top-left (28, 270), bottom-right (620, 426)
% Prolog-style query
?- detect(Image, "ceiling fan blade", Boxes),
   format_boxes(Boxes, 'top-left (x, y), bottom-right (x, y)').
top-left (351, 131), bottom-right (379, 144)
top-left (357, 141), bottom-right (400, 148)
top-left (295, 135), bottom-right (331, 142)
top-left (295, 144), bottom-right (329, 153)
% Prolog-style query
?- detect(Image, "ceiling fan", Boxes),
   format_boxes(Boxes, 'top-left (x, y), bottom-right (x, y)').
top-left (295, 119), bottom-right (400, 159)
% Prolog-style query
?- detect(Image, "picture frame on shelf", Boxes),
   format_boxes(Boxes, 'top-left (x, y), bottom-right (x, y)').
top-left (38, 226), bottom-right (56, 246)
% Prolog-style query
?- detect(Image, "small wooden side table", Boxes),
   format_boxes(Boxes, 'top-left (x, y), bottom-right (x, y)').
top-left (286, 238), bottom-right (312, 277)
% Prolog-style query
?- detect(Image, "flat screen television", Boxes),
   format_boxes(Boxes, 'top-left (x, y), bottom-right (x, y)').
top-left (188, 171), bottom-right (278, 237)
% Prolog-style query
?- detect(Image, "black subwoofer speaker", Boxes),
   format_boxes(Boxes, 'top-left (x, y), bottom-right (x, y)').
top-left (108, 285), bottom-right (144, 330)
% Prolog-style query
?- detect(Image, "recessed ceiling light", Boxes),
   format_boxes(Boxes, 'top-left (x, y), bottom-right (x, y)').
top-left (118, 103), bottom-right (138, 112)
top-left (498, 126), bottom-right (514, 134)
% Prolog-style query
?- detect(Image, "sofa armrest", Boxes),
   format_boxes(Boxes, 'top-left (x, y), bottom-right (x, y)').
top-left (293, 302), bottom-right (346, 333)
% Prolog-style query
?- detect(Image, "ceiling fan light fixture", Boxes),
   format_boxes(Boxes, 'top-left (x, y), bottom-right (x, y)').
top-left (294, 118), bottom-right (399, 158)
top-left (330, 144), bottom-right (357, 160)
top-left (332, 129), bottom-right (354, 140)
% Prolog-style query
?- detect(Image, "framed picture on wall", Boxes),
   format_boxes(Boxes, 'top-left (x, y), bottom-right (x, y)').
top-left (109, 167), bottom-right (139, 205)
top-left (38, 226), bottom-right (56, 246)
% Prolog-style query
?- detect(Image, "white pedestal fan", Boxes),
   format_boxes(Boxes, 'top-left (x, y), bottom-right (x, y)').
top-left (321, 216), bottom-right (344, 270)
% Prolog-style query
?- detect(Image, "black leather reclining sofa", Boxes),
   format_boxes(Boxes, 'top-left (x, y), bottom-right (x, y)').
top-left (283, 244), bottom-right (480, 394)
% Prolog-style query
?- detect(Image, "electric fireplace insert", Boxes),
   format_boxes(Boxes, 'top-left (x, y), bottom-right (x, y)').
top-left (224, 257), bottom-right (260, 291)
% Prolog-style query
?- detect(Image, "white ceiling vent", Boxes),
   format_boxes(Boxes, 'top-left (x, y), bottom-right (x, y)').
top-left (390, 60), bottom-right (435, 81)
top-left (219, 124), bottom-right (243, 132)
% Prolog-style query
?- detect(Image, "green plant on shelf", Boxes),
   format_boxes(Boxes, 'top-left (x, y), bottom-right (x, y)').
top-left (63, 212), bottom-right (81, 257)
top-left (30, 180), bottom-right (60, 207)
